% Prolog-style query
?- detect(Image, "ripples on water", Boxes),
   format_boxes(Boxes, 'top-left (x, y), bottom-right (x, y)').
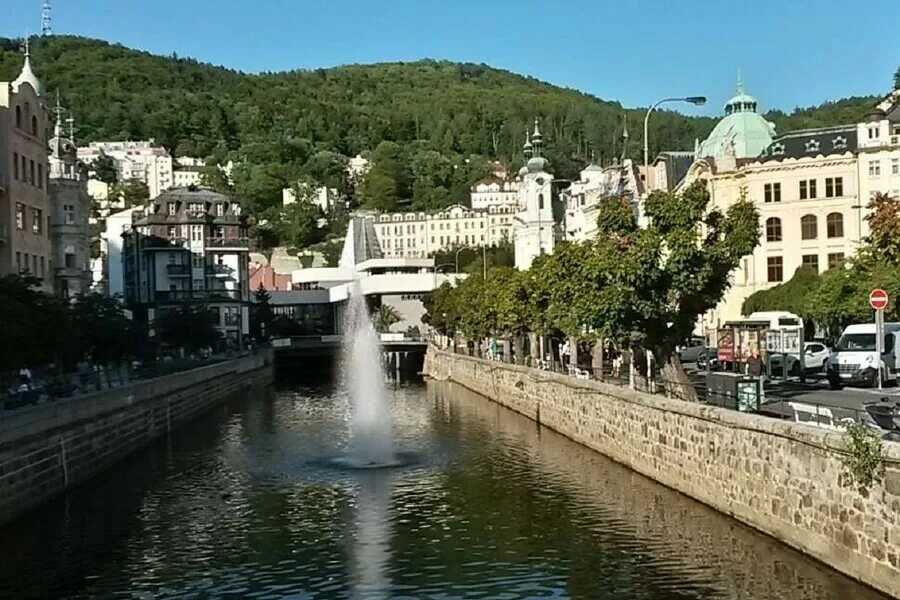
top-left (0, 379), bottom-right (889, 599)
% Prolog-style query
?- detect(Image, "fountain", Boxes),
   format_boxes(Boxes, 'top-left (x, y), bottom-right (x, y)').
top-left (339, 291), bottom-right (397, 468)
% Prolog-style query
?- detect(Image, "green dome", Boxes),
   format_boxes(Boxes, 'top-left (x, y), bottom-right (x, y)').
top-left (697, 76), bottom-right (774, 159)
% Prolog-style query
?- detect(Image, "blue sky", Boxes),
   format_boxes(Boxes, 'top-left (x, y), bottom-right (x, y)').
top-left (1, 0), bottom-right (896, 116)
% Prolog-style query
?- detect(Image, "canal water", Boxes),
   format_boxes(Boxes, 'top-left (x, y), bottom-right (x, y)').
top-left (0, 378), bottom-right (888, 599)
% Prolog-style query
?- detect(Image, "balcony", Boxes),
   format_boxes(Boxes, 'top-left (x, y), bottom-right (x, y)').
top-left (206, 237), bottom-right (250, 250)
top-left (207, 263), bottom-right (233, 277)
top-left (141, 237), bottom-right (188, 250)
top-left (166, 264), bottom-right (191, 277)
top-left (153, 289), bottom-right (244, 303)
top-left (207, 288), bottom-right (243, 301)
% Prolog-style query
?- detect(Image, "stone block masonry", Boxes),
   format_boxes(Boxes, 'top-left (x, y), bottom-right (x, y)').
top-left (424, 348), bottom-right (900, 598)
top-left (0, 352), bottom-right (273, 526)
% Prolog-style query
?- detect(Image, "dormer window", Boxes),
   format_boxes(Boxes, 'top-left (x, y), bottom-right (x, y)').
top-left (189, 202), bottom-right (204, 214)
top-left (771, 143), bottom-right (785, 156)
top-left (868, 125), bottom-right (880, 140)
top-left (167, 202), bottom-right (176, 216)
top-left (215, 203), bottom-right (225, 217)
top-left (805, 139), bottom-right (820, 153)
top-left (832, 136), bottom-right (847, 150)
top-left (233, 204), bottom-right (241, 216)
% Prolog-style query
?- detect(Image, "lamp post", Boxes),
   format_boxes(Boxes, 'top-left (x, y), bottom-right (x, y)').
top-left (434, 262), bottom-right (455, 288)
top-left (643, 96), bottom-right (707, 170)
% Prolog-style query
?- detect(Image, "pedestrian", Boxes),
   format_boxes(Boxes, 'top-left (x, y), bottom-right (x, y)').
top-left (18, 367), bottom-right (33, 390)
top-left (76, 358), bottom-right (91, 393)
top-left (490, 338), bottom-right (499, 361)
top-left (561, 340), bottom-right (570, 368)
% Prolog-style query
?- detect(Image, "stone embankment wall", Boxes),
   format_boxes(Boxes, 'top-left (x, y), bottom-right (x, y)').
top-left (425, 348), bottom-right (900, 598)
top-left (0, 352), bottom-right (273, 526)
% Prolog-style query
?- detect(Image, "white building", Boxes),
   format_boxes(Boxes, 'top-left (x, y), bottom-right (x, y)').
top-left (172, 156), bottom-right (205, 188)
top-left (102, 206), bottom-right (141, 298)
top-left (347, 154), bottom-right (370, 181)
top-left (513, 122), bottom-right (560, 270)
top-left (562, 159), bottom-right (643, 241)
top-left (856, 92), bottom-right (900, 204)
top-left (282, 183), bottom-right (340, 213)
top-left (365, 204), bottom-right (514, 259)
top-left (469, 176), bottom-right (519, 210)
top-left (77, 140), bottom-right (173, 199)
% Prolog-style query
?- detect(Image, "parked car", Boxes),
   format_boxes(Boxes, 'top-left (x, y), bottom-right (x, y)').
top-left (826, 322), bottom-right (900, 389)
top-left (677, 337), bottom-right (708, 363)
top-left (696, 348), bottom-right (718, 371)
top-left (769, 342), bottom-right (830, 376)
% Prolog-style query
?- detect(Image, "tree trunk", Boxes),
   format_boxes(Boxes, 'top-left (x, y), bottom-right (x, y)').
top-left (569, 336), bottom-right (578, 369)
top-left (513, 335), bottom-right (524, 365)
top-left (592, 339), bottom-right (604, 381)
top-left (659, 350), bottom-right (698, 402)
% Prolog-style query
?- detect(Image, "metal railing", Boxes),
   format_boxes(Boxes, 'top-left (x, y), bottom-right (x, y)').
top-left (206, 237), bottom-right (250, 249)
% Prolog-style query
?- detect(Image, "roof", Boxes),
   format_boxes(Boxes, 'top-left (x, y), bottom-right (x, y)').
top-left (697, 111), bottom-right (775, 159)
top-left (758, 125), bottom-right (857, 160)
top-left (471, 176), bottom-right (504, 188)
top-left (653, 152), bottom-right (696, 190)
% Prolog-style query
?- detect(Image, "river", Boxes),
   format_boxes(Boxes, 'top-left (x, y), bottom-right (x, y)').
top-left (0, 377), bottom-right (888, 599)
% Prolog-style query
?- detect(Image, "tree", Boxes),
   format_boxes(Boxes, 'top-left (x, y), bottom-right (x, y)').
top-left (111, 178), bottom-right (149, 208)
top-left (274, 192), bottom-right (325, 249)
top-left (374, 304), bottom-right (402, 333)
top-left (250, 283), bottom-right (273, 342)
top-left (156, 306), bottom-right (221, 354)
top-left (302, 150), bottom-right (348, 192)
top-left (90, 154), bottom-right (118, 186)
top-left (200, 164), bottom-right (234, 194)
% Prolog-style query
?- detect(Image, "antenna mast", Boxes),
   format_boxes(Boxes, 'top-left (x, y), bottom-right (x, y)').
top-left (41, 0), bottom-right (52, 36)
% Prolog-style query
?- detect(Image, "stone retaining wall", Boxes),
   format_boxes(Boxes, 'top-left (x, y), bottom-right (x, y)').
top-left (0, 352), bottom-right (273, 526)
top-left (425, 348), bottom-right (900, 598)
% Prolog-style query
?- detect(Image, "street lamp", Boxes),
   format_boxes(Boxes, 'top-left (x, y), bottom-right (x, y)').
top-left (643, 96), bottom-right (707, 170)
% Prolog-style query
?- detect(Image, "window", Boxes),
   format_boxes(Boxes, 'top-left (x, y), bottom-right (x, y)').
top-left (801, 254), bottom-right (819, 273)
top-left (764, 183), bottom-right (781, 203)
top-left (15, 252), bottom-right (21, 272)
top-left (40, 256), bottom-right (45, 277)
top-left (765, 217), bottom-right (782, 242)
top-left (63, 204), bottom-right (75, 224)
top-left (825, 177), bottom-right (843, 197)
top-left (15, 203), bottom-right (25, 230)
top-left (37, 164), bottom-right (43, 189)
top-left (190, 225), bottom-right (203, 241)
top-left (832, 136), bottom-right (847, 150)
top-left (216, 203), bottom-right (225, 216)
top-left (15, 105), bottom-right (22, 128)
top-left (32, 208), bottom-right (42, 234)
top-left (189, 202), bottom-right (204, 214)
top-left (800, 214), bottom-right (817, 240)
top-left (828, 253), bottom-right (845, 269)
top-left (538, 193), bottom-right (544, 210)
top-left (767, 257), bottom-right (783, 282)
top-left (167, 225), bottom-right (177, 237)
top-left (892, 158), bottom-right (899, 175)
top-left (64, 253), bottom-right (76, 268)
top-left (869, 161), bottom-right (881, 177)
top-left (168, 202), bottom-right (177, 216)
top-left (29, 160), bottom-right (35, 184)
top-left (826, 212), bottom-right (844, 238)
top-left (805, 139), bottom-right (820, 153)
top-left (193, 278), bottom-right (204, 290)
top-left (21, 155), bottom-right (26, 181)
top-left (799, 179), bottom-right (816, 200)
top-left (13, 153), bottom-right (18, 180)
top-left (868, 125), bottom-right (880, 140)
top-left (31, 115), bottom-right (38, 136)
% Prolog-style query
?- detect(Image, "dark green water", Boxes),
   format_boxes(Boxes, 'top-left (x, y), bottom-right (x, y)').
top-left (0, 379), bottom-right (888, 599)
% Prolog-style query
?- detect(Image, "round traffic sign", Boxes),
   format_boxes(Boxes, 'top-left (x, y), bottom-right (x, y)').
top-left (870, 288), bottom-right (889, 311)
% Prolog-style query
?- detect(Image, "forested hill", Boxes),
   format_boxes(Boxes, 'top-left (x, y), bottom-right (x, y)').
top-left (0, 35), bottom-right (884, 216)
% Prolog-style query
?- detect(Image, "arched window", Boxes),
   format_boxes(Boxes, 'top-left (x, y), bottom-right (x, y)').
top-left (800, 215), bottom-right (818, 240)
top-left (765, 217), bottom-right (782, 242)
top-left (538, 193), bottom-right (544, 210)
top-left (31, 115), bottom-right (38, 136)
top-left (15, 106), bottom-right (22, 128)
top-left (827, 212), bottom-right (844, 238)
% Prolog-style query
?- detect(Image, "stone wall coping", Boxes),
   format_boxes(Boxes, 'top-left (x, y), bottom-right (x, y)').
top-left (431, 347), bottom-right (900, 464)
top-left (0, 353), bottom-right (268, 448)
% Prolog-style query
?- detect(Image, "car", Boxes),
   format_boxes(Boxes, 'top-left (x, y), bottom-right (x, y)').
top-left (696, 348), bottom-right (718, 371)
top-left (677, 338), bottom-right (708, 363)
top-left (769, 342), bottom-right (831, 376)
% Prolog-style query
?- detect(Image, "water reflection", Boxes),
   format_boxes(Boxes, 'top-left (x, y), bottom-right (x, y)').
top-left (349, 471), bottom-right (395, 599)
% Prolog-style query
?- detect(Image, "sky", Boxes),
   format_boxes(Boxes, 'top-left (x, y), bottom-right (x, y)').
top-left (1, 0), bottom-right (896, 116)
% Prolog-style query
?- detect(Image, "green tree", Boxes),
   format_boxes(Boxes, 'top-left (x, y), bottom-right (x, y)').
top-left (111, 178), bottom-right (149, 208)
top-left (374, 304), bottom-right (402, 333)
top-left (90, 154), bottom-right (118, 186)
top-left (199, 164), bottom-right (234, 194)
top-left (156, 306), bottom-right (221, 354)
top-left (358, 141), bottom-right (408, 211)
top-left (250, 283), bottom-right (274, 341)
top-left (274, 190), bottom-right (325, 249)
top-left (302, 150), bottom-right (348, 192)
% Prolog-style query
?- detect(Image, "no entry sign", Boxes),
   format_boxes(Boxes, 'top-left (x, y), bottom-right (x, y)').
top-left (870, 288), bottom-right (889, 311)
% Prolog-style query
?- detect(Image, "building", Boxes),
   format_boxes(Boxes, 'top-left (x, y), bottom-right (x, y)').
top-left (120, 187), bottom-right (252, 347)
top-left (77, 140), bottom-right (173, 199)
top-left (102, 206), bottom-right (141, 298)
top-left (856, 92), bottom-right (900, 204)
top-left (172, 157), bottom-right (205, 188)
top-left (513, 122), bottom-right (563, 270)
top-left (47, 101), bottom-right (92, 298)
top-left (282, 183), bottom-right (341, 213)
top-left (366, 204), bottom-right (514, 259)
top-left (249, 260), bottom-right (292, 292)
top-left (677, 84), bottom-right (900, 333)
top-left (562, 159), bottom-right (644, 241)
top-left (469, 176), bottom-right (519, 210)
top-left (347, 154), bottom-right (370, 181)
top-left (0, 40), bottom-right (52, 291)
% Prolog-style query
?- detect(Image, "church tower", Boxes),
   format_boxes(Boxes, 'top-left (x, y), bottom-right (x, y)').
top-left (513, 119), bottom-right (557, 270)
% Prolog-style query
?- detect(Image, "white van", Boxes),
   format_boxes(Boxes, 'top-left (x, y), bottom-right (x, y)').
top-left (825, 323), bottom-right (900, 389)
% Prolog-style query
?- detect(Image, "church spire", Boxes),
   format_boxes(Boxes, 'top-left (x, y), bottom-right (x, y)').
top-left (620, 115), bottom-right (629, 164)
top-left (12, 34), bottom-right (43, 96)
top-left (736, 69), bottom-right (744, 95)
top-left (523, 127), bottom-right (533, 158)
top-left (531, 118), bottom-right (543, 157)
